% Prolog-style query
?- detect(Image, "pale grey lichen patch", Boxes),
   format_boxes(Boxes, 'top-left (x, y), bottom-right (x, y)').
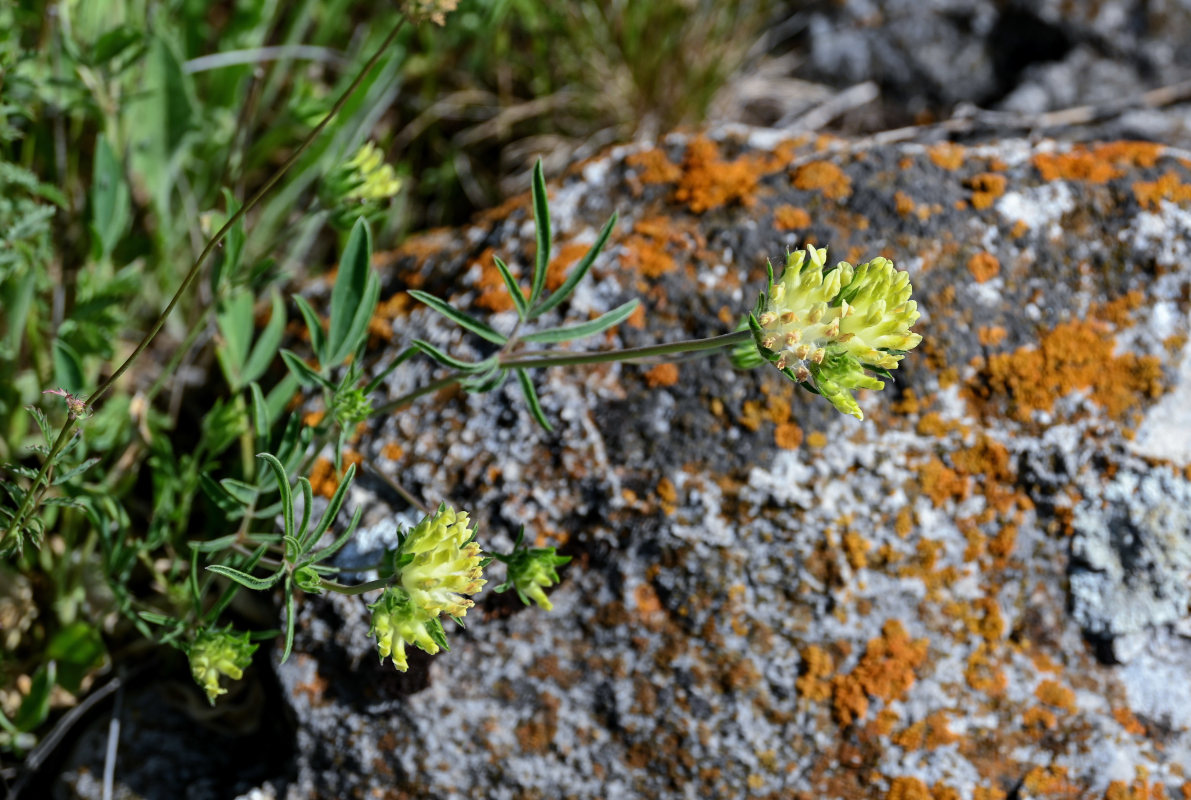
top-left (1069, 468), bottom-right (1191, 649)
top-left (1129, 344), bottom-right (1191, 464)
top-left (996, 182), bottom-right (1076, 231)
top-left (1122, 202), bottom-right (1191, 268)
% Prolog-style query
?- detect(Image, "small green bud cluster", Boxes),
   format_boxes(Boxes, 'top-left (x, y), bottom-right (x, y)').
top-left (493, 536), bottom-right (571, 612)
top-left (369, 504), bottom-right (487, 671)
top-left (321, 142), bottom-right (402, 230)
top-left (747, 247), bottom-right (922, 419)
top-left (187, 628), bottom-right (258, 705)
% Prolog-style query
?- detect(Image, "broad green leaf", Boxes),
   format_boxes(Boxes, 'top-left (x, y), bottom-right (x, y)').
top-left (216, 289), bottom-right (255, 387)
top-left (409, 290), bottom-right (506, 345)
top-left (46, 622), bottom-right (107, 693)
top-left (530, 212), bottom-right (617, 319)
top-left (14, 662), bottom-right (55, 732)
top-left (265, 373), bottom-right (301, 430)
top-left (241, 291), bottom-right (286, 386)
top-left (520, 299), bottom-right (639, 344)
top-left (213, 188), bottom-right (246, 291)
top-left (327, 218), bottom-right (373, 365)
top-left (516, 369), bottom-right (554, 432)
top-left (90, 134), bottom-right (130, 261)
top-left (52, 338), bottom-right (85, 394)
top-left (336, 270), bottom-right (381, 365)
top-left (529, 160), bottom-right (551, 306)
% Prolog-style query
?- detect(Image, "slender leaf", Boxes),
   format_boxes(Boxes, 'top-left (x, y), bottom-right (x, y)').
top-left (529, 159), bottom-right (551, 306)
top-left (249, 382), bottom-right (270, 443)
top-left (304, 463), bottom-right (356, 550)
top-left (409, 290), bottom-right (506, 345)
top-left (281, 579), bottom-right (296, 663)
top-left (516, 369), bottom-right (554, 432)
top-left (280, 349), bottom-right (333, 390)
top-left (530, 212), bottom-right (617, 319)
top-left (205, 544), bottom-right (268, 623)
top-left (214, 188), bottom-right (245, 290)
top-left (216, 289), bottom-right (254, 385)
top-left (52, 457), bottom-right (101, 486)
top-left (411, 339), bottom-right (480, 372)
top-left (90, 134), bottom-right (131, 260)
top-left (492, 255), bottom-right (528, 319)
top-left (520, 299), bottom-right (639, 344)
top-left (363, 346), bottom-right (417, 394)
top-left (206, 564), bottom-right (283, 591)
top-left (292, 294), bottom-right (327, 366)
top-left (296, 477), bottom-right (314, 547)
top-left (257, 453), bottom-right (294, 538)
top-left (264, 372), bottom-right (301, 430)
top-left (219, 478), bottom-right (258, 505)
top-left (308, 503), bottom-right (363, 564)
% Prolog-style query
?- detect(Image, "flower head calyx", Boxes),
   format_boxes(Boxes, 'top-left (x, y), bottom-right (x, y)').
top-left (187, 627), bottom-right (258, 705)
top-left (748, 247), bottom-right (922, 419)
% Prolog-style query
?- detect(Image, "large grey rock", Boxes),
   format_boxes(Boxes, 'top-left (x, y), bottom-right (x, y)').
top-left (270, 131), bottom-right (1191, 798)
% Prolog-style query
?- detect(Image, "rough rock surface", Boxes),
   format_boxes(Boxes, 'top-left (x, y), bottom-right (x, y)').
top-left (265, 131), bottom-right (1191, 799)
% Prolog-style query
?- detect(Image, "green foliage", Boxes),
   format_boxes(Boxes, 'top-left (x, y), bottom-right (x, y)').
top-left (0, 0), bottom-right (921, 776)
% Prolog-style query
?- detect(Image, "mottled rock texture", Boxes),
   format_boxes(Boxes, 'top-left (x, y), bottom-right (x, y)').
top-left (271, 132), bottom-right (1191, 799)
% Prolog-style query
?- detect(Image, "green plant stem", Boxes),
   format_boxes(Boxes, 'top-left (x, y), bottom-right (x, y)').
top-left (1, 14), bottom-right (410, 551)
top-left (373, 329), bottom-right (752, 415)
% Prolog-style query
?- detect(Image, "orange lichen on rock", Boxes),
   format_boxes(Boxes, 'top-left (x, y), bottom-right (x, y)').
top-left (842, 530), bottom-right (870, 570)
top-left (967, 251), bottom-right (1001, 283)
top-left (773, 204), bottom-right (812, 230)
top-left (829, 620), bottom-right (929, 725)
top-left (1034, 679), bottom-right (1076, 712)
top-left (928, 142), bottom-right (966, 171)
top-left (644, 363), bottom-right (679, 388)
top-left (673, 137), bottom-right (762, 213)
top-left (966, 173), bottom-right (1007, 210)
top-left (368, 292), bottom-right (412, 341)
top-left (472, 247), bottom-right (525, 312)
top-left (967, 318), bottom-right (1165, 423)
top-left (1104, 772), bottom-right (1168, 800)
top-left (892, 710), bottom-right (959, 750)
top-left (887, 777), bottom-right (932, 800)
top-left (309, 451), bottom-right (362, 498)
top-left (1133, 170), bottom-right (1191, 210)
top-left (380, 441), bottom-right (404, 461)
top-left (965, 644), bottom-right (1007, 696)
top-left (918, 457), bottom-right (970, 508)
top-left (979, 325), bottom-right (1008, 347)
top-left (1023, 766), bottom-right (1079, 798)
top-left (627, 146), bottom-right (682, 185)
top-left (793, 161), bottom-right (853, 201)
top-left (547, 241), bottom-right (594, 291)
top-left (775, 422), bottom-right (804, 450)
top-left (1022, 705), bottom-right (1058, 732)
top-left (1034, 141), bottom-right (1164, 183)
top-left (620, 233), bottom-right (676, 278)
top-left (1113, 706), bottom-right (1146, 736)
top-left (795, 645), bottom-right (835, 702)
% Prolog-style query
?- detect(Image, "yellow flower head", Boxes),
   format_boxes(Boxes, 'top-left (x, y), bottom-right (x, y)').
top-left (749, 247), bottom-right (922, 419)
